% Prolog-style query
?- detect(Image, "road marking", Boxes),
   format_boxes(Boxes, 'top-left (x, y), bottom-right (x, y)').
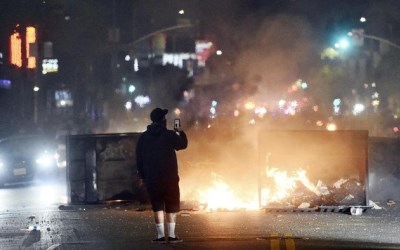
top-left (270, 232), bottom-right (280, 250)
top-left (47, 244), bottom-right (61, 250)
top-left (284, 232), bottom-right (296, 250)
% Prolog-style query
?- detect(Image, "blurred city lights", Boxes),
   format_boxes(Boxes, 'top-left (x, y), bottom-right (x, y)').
top-left (394, 127), bottom-right (399, 133)
top-left (353, 103), bottom-right (365, 115)
top-left (128, 84), bottom-right (136, 93)
top-left (134, 58), bottom-right (139, 72)
top-left (278, 99), bottom-right (286, 108)
top-left (211, 100), bottom-right (218, 107)
top-left (255, 107), bottom-right (267, 118)
top-left (178, 9), bottom-right (185, 14)
top-left (333, 98), bottom-right (341, 106)
top-left (234, 110), bottom-right (240, 117)
top-left (321, 47), bottom-right (340, 60)
top-left (339, 39), bottom-right (349, 48)
top-left (301, 82), bottom-right (308, 89)
top-left (210, 107), bottom-right (216, 115)
top-left (134, 95), bottom-right (150, 107)
top-left (334, 106), bottom-right (340, 115)
top-left (174, 108), bottom-right (181, 116)
top-left (326, 122), bottom-right (337, 131)
top-left (333, 98), bottom-right (341, 115)
top-left (372, 99), bottom-right (380, 107)
top-left (335, 38), bottom-right (350, 49)
top-left (33, 86), bottom-right (40, 92)
top-left (244, 101), bottom-right (255, 110)
top-left (125, 55), bottom-right (131, 61)
top-left (216, 50), bottom-right (223, 55)
top-left (360, 17), bottom-right (367, 23)
top-left (125, 101), bottom-right (132, 110)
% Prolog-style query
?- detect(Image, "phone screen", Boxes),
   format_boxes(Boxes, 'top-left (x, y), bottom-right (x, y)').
top-left (174, 119), bottom-right (180, 129)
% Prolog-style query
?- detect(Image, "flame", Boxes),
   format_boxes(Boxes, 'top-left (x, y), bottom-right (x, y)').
top-left (197, 173), bottom-right (258, 211)
top-left (261, 167), bottom-right (319, 206)
top-left (195, 167), bottom-right (319, 211)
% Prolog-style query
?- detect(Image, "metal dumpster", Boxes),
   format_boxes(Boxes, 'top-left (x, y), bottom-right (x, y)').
top-left (258, 130), bottom-right (369, 214)
top-left (368, 137), bottom-right (400, 201)
top-left (66, 133), bottom-right (146, 204)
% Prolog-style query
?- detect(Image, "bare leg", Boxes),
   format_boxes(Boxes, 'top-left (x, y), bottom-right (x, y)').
top-left (165, 212), bottom-right (176, 223)
top-left (154, 210), bottom-right (164, 224)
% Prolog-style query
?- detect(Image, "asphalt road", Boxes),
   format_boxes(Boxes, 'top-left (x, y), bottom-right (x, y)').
top-left (1, 182), bottom-right (400, 250)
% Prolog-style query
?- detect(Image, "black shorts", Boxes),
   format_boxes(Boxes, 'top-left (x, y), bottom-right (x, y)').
top-left (146, 181), bottom-right (180, 213)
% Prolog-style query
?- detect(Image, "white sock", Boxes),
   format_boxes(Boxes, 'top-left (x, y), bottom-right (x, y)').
top-left (156, 223), bottom-right (164, 239)
top-left (167, 222), bottom-right (176, 238)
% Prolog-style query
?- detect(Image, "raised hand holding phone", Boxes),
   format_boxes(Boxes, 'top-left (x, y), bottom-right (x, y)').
top-left (174, 119), bottom-right (181, 131)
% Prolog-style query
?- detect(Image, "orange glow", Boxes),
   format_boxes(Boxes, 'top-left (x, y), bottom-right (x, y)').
top-left (260, 167), bottom-right (319, 206)
top-left (244, 101), bottom-right (255, 110)
top-left (196, 167), bottom-right (320, 210)
top-left (26, 27), bottom-right (36, 43)
top-left (10, 32), bottom-right (22, 67)
top-left (326, 122), bottom-right (337, 131)
top-left (197, 173), bottom-right (258, 211)
top-left (26, 26), bottom-right (37, 69)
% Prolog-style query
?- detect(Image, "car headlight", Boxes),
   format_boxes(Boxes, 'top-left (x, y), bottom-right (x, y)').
top-left (36, 151), bottom-right (56, 168)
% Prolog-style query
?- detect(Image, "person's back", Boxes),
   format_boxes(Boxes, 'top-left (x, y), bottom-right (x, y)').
top-left (136, 108), bottom-right (188, 244)
top-left (137, 123), bottom-right (186, 183)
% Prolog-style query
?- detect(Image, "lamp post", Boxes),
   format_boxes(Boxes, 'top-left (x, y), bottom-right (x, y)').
top-left (348, 31), bottom-right (400, 50)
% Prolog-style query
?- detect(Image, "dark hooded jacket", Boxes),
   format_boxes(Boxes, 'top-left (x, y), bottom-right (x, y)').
top-left (136, 123), bottom-right (188, 184)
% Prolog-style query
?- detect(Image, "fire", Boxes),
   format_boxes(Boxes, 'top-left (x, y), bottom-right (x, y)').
top-left (197, 173), bottom-right (258, 211)
top-left (261, 167), bottom-right (319, 206)
top-left (195, 168), bottom-right (319, 211)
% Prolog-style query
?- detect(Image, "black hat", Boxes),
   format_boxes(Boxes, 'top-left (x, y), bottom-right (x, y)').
top-left (150, 108), bottom-right (168, 123)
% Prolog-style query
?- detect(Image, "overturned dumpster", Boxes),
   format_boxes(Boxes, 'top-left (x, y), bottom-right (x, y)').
top-left (258, 130), bottom-right (370, 214)
top-left (66, 133), bottom-right (147, 204)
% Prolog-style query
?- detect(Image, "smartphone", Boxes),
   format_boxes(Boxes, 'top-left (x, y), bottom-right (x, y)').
top-left (174, 119), bottom-right (181, 129)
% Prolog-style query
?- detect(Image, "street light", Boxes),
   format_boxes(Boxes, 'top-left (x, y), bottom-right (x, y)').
top-left (334, 38), bottom-right (350, 49)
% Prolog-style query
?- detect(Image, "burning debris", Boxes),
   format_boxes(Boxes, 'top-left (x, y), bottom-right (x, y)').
top-left (182, 168), bottom-right (366, 212)
top-left (261, 166), bottom-right (366, 209)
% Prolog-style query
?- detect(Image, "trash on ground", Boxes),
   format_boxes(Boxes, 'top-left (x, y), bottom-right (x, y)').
top-left (369, 200), bottom-right (383, 210)
top-left (297, 202), bottom-right (311, 209)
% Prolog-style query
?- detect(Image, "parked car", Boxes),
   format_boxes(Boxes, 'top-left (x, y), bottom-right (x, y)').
top-left (0, 135), bottom-right (61, 187)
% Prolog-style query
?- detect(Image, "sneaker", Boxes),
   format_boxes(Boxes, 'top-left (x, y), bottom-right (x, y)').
top-left (151, 237), bottom-right (167, 244)
top-left (168, 236), bottom-right (183, 243)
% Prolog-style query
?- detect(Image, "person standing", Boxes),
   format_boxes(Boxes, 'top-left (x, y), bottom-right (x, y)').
top-left (136, 108), bottom-right (188, 244)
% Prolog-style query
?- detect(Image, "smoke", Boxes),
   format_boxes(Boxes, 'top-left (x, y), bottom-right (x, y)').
top-left (233, 14), bottom-right (319, 98)
top-left (178, 14), bottom-right (322, 203)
